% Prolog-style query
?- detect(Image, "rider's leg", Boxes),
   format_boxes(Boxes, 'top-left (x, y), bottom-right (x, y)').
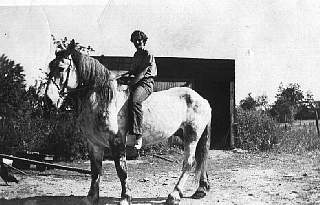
top-left (129, 82), bottom-right (152, 149)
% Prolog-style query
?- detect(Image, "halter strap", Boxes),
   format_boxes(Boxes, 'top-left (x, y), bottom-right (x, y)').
top-left (59, 58), bottom-right (72, 97)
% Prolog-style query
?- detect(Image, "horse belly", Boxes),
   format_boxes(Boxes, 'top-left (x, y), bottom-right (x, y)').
top-left (141, 95), bottom-right (187, 146)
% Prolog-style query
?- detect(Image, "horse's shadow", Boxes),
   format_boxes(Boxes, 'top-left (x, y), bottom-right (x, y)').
top-left (0, 196), bottom-right (168, 205)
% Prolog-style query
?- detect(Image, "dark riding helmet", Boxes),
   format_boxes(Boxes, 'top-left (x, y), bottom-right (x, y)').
top-left (130, 30), bottom-right (148, 43)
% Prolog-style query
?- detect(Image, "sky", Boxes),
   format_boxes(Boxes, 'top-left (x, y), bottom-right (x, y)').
top-left (0, 0), bottom-right (320, 104)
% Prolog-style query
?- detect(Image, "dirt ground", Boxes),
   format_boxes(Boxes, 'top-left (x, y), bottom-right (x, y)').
top-left (1, 149), bottom-right (320, 205)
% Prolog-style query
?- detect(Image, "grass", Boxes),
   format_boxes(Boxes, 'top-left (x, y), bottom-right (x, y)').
top-left (275, 122), bottom-right (320, 154)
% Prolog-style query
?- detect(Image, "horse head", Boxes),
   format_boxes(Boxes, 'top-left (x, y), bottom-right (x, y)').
top-left (45, 40), bottom-right (78, 109)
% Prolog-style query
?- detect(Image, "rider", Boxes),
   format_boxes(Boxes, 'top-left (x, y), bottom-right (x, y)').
top-left (123, 30), bottom-right (157, 149)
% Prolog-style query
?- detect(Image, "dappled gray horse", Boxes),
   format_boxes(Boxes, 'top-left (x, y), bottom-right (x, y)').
top-left (45, 41), bottom-right (212, 205)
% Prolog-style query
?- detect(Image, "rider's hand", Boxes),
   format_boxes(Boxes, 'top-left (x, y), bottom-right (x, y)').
top-left (122, 71), bottom-right (132, 77)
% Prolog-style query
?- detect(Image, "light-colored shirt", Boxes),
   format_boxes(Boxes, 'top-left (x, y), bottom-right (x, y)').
top-left (130, 49), bottom-right (157, 79)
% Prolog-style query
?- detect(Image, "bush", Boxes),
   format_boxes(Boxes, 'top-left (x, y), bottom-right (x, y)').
top-left (46, 112), bottom-right (88, 161)
top-left (236, 107), bottom-right (320, 154)
top-left (236, 108), bottom-right (279, 151)
top-left (0, 51), bottom-right (89, 161)
top-left (0, 83), bottom-right (87, 161)
top-left (0, 108), bottom-right (87, 161)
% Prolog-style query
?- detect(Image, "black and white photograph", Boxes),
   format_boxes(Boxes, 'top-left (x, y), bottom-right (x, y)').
top-left (0, 0), bottom-right (320, 204)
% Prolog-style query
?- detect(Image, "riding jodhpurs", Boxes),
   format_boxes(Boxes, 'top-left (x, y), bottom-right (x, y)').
top-left (128, 78), bottom-right (154, 135)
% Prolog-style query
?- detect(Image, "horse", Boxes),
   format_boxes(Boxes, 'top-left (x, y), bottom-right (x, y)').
top-left (45, 41), bottom-right (212, 205)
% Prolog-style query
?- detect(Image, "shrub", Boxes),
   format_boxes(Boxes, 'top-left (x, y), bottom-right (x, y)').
top-left (236, 108), bottom-right (279, 151)
top-left (46, 112), bottom-right (88, 161)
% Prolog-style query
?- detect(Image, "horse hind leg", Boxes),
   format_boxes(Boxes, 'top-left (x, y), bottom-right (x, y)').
top-left (110, 137), bottom-right (132, 205)
top-left (86, 142), bottom-right (104, 205)
top-left (192, 121), bottom-right (211, 199)
top-left (192, 171), bottom-right (210, 199)
top-left (166, 124), bottom-right (200, 205)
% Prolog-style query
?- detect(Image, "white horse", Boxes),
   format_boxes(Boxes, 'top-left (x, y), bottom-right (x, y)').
top-left (45, 41), bottom-right (212, 205)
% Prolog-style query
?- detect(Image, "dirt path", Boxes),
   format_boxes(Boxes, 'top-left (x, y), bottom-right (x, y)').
top-left (1, 150), bottom-right (320, 205)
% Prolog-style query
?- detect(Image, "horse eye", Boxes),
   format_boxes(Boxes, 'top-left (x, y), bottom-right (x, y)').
top-left (58, 67), bottom-right (64, 72)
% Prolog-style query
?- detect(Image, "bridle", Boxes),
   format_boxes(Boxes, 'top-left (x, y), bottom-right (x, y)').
top-left (45, 56), bottom-right (127, 99)
top-left (59, 58), bottom-right (72, 97)
top-left (45, 57), bottom-right (73, 98)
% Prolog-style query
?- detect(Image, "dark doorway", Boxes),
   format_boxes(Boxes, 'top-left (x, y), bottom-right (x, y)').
top-left (196, 78), bottom-right (231, 149)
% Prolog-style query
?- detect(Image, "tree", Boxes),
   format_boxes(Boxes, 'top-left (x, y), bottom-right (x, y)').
top-left (256, 94), bottom-right (268, 110)
top-left (300, 91), bottom-right (320, 136)
top-left (295, 91), bottom-right (315, 120)
top-left (0, 54), bottom-right (27, 153)
top-left (240, 93), bottom-right (256, 110)
top-left (270, 83), bottom-right (304, 122)
top-left (51, 35), bottom-right (95, 55)
top-left (0, 37), bottom-right (94, 158)
top-left (239, 93), bottom-right (268, 111)
top-left (0, 55), bottom-right (26, 119)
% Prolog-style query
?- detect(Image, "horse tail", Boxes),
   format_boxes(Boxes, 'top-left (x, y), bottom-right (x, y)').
top-left (194, 117), bottom-right (211, 179)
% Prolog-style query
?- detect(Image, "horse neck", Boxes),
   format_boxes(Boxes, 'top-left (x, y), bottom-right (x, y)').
top-left (114, 85), bottom-right (130, 112)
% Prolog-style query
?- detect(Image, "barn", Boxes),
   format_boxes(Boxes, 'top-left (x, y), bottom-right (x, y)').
top-left (94, 56), bottom-right (235, 150)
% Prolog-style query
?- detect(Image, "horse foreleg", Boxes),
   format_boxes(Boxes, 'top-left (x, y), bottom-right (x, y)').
top-left (167, 141), bottom-right (198, 205)
top-left (87, 143), bottom-right (104, 205)
top-left (111, 139), bottom-right (132, 205)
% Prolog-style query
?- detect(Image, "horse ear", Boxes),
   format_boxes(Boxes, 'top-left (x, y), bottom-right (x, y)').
top-left (68, 39), bottom-right (76, 52)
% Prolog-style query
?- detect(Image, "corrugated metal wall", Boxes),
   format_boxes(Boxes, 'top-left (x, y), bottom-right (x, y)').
top-left (154, 80), bottom-right (193, 91)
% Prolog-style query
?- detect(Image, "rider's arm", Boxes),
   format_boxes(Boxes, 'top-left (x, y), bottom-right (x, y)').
top-left (129, 53), bottom-right (153, 85)
top-left (129, 71), bottom-right (145, 85)
top-left (129, 53), bottom-right (152, 85)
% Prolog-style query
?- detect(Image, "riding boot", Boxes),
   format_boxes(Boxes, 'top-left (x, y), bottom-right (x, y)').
top-left (134, 134), bottom-right (142, 150)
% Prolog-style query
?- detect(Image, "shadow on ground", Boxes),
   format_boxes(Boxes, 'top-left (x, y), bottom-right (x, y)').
top-left (0, 196), bottom-right (167, 205)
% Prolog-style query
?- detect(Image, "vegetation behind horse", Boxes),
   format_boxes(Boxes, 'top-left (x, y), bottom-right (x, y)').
top-left (1, 52), bottom-right (319, 160)
top-left (236, 108), bottom-right (320, 154)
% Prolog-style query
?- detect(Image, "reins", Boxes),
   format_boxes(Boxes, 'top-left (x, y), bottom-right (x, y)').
top-left (46, 55), bottom-right (126, 100)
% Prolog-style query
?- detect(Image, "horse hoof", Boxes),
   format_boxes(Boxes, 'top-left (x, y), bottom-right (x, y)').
top-left (81, 197), bottom-right (94, 205)
top-left (166, 192), bottom-right (181, 205)
top-left (191, 190), bottom-right (206, 199)
top-left (119, 194), bottom-right (132, 205)
top-left (119, 198), bottom-right (131, 205)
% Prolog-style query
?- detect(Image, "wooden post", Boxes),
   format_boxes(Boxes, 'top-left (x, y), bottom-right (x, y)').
top-left (315, 109), bottom-right (320, 137)
top-left (229, 81), bottom-right (235, 149)
top-left (0, 154), bottom-right (91, 174)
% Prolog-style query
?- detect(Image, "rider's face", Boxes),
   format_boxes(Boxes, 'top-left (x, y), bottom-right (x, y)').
top-left (133, 38), bottom-right (145, 50)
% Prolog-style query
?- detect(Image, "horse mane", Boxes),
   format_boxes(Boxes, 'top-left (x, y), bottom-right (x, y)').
top-left (71, 50), bottom-right (114, 102)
